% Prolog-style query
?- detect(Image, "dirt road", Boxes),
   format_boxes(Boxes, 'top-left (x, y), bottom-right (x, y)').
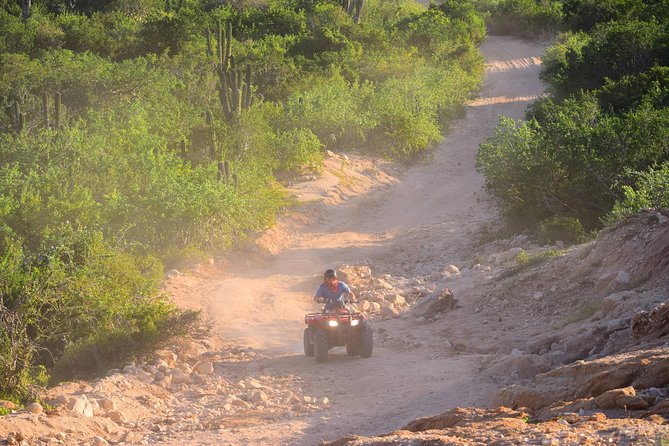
top-left (163, 35), bottom-right (546, 445)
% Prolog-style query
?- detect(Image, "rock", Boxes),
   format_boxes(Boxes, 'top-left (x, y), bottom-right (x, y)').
top-left (247, 378), bottom-right (263, 389)
top-left (412, 288), bottom-right (455, 318)
top-left (69, 397), bottom-right (95, 417)
top-left (25, 402), bottom-right (43, 414)
top-left (0, 400), bottom-right (16, 410)
top-left (195, 361), bottom-right (214, 375)
top-left (370, 302), bottom-right (381, 312)
top-left (92, 435), bottom-right (109, 446)
top-left (492, 247), bottom-right (523, 265)
top-left (358, 300), bottom-right (371, 312)
top-left (107, 410), bottom-right (127, 424)
top-left (250, 389), bottom-right (268, 404)
top-left (389, 294), bottom-right (407, 306)
top-left (615, 270), bottom-right (630, 284)
top-left (380, 306), bottom-right (400, 320)
top-left (177, 362), bottom-right (193, 375)
top-left (444, 265), bottom-right (460, 274)
top-left (155, 350), bottom-right (178, 367)
top-left (171, 368), bottom-right (192, 385)
top-left (120, 431), bottom-right (143, 443)
top-left (632, 300), bottom-right (669, 340)
top-left (593, 387), bottom-right (649, 410)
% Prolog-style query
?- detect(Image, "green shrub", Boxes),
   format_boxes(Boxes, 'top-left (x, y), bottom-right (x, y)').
top-left (475, 0), bottom-right (563, 38)
top-left (539, 215), bottom-right (585, 244)
top-left (607, 163), bottom-right (669, 223)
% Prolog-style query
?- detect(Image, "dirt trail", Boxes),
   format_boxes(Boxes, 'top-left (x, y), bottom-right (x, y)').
top-left (162, 35), bottom-right (547, 445)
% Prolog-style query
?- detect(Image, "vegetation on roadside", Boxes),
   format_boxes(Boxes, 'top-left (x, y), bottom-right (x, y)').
top-left (0, 0), bottom-right (485, 399)
top-left (475, 0), bottom-right (669, 237)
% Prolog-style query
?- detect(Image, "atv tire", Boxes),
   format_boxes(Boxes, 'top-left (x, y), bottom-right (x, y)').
top-left (346, 339), bottom-right (361, 356)
top-left (304, 328), bottom-right (314, 357)
top-left (314, 328), bottom-right (329, 363)
top-left (359, 324), bottom-right (373, 358)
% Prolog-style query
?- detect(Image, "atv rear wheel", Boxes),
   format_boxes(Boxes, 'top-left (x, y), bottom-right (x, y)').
top-left (304, 328), bottom-right (314, 357)
top-left (359, 324), bottom-right (373, 358)
top-left (314, 328), bottom-right (329, 363)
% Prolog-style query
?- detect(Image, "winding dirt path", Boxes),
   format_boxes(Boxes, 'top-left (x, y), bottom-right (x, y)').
top-left (164, 35), bottom-right (546, 445)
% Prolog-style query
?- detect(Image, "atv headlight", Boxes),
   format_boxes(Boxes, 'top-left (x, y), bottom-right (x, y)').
top-left (328, 320), bottom-right (339, 327)
top-left (350, 319), bottom-right (359, 327)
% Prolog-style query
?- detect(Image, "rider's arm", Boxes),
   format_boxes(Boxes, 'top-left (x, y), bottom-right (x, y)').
top-left (314, 286), bottom-right (326, 303)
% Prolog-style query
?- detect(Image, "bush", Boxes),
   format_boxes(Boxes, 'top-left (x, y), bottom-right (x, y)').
top-left (538, 215), bottom-right (585, 244)
top-left (607, 163), bottom-right (669, 223)
top-left (475, 0), bottom-right (563, 38)
top-left (541, 20), bottom-right (668, 98)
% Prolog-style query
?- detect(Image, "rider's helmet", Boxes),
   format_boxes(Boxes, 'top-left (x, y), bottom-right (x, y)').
top-left (324, 269), bottom-right (337, 280)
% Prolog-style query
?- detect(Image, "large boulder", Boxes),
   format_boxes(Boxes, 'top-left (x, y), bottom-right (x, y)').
top-left (412, 288), bottom-right (455, 318)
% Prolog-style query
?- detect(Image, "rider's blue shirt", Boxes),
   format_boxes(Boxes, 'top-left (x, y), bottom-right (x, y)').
top-left (315, 282), bottom-right (351, 307)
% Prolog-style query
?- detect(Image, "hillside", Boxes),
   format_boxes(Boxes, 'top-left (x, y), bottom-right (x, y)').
top-left (0, 34), bottom-right (668, 446)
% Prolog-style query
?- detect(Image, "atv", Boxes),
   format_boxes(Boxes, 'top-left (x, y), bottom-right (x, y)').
top-left (303, 305), bottom-right (373, 362)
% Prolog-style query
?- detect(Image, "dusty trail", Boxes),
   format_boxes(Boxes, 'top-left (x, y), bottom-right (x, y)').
top-left (164, 35), bottom-right (546, 445)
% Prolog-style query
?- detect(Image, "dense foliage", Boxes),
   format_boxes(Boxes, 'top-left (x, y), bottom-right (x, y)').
top-left (0, 0), bottom-right (485, 398)
top-left (476, 0), bottom-right (669, 235)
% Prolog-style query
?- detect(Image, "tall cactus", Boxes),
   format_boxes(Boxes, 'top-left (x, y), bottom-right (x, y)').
top-left (206, 22), bottom-right (254, 121)
top-left (42, 92), bottom-right (49, 129)
top-left (340, 0), bottom-right (364, 23)
top-left (13, 102), bottom-right (22, 133)
top-left (54, 92), bottom-right (62, 130)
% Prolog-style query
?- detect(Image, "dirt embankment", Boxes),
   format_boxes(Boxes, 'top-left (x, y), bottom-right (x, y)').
top-left (1, 35), bottom-right (668, 446)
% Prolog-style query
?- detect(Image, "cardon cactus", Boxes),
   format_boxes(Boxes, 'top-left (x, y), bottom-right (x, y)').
top-left (206, 22), bottom-right (254, 120)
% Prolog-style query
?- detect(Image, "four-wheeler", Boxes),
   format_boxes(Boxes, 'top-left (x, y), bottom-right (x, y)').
top-left (304, 306), bottom-right (373, 362)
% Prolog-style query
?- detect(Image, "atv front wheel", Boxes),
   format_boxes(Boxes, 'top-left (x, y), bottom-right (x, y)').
top-left (314, 328), bottom-right (329, 363)
top-left (304, 328), bottom-right (314, 357)
top-left (346, 339), bottom-right (360, 356)
top-left (359, 324), bottom-right (373, 358)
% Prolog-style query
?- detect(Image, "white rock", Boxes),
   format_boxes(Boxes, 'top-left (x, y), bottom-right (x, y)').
top-left (195, 361), bottom-right (214, 375)
top-left (510, 348), bottom-right (523, 357)
top-left (444, 265), bottom-right (460, 274)
top-left (70, 397), bottom-right (94, 417)
top-left (533, 292), bottom-right (544, 300)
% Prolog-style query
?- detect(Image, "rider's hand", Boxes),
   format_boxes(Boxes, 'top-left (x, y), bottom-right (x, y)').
top-left (315, 297), bottom-right (325, 303)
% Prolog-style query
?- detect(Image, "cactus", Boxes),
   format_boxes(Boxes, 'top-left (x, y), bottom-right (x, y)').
top-left (232, 172), bottom-right (239, 188)
top-left (42, 92), bottom-right (49, 129)
top-left (217, 162), bottom-right (224, 182)
top-left (352, 0), bottom-right (364, 23)
top-left (20, 0), bottom-right (31, 20)
top-left (207, 22), bottom-right (254, 121)
top-left (224, 160), bottom-right (231, 185)
top-left (54, 92), bottom-right (62, 130)
top-left (180, 139), bottom-right (186, 158)
top-left (13, 102), bottom-right (21, 133)
top-left (206, 110), bottom-right (217, 160)
top-left (340, 0), bottom-right (364, 22)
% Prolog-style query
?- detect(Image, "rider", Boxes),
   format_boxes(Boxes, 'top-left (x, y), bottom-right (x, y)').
top-left (315, 269), bottom-right (356, 311)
